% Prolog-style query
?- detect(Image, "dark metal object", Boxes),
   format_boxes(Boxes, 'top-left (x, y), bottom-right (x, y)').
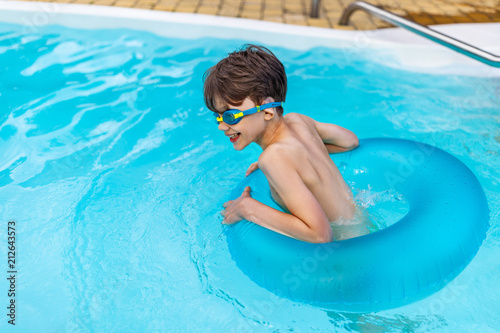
top-left (311, 0), bottom-right (320, 18)
top-left (339, 1), bottom-right (500, 67)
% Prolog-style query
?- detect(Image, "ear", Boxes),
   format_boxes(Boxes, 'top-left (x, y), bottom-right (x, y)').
top-left (262, 97), bottom-right (276, 121)
top-left (263, 97), bottom-right (275, 104)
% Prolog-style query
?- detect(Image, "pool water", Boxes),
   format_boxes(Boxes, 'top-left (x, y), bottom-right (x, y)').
top-left (0, 22), bottom-right (499, 332)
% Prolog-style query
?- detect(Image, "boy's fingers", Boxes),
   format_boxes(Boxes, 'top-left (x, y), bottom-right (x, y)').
top-left (245, 162), bottom-right (258, 176)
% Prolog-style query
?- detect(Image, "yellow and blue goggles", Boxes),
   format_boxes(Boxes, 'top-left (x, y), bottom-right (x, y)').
top-left (213, 102), bottom-right (284, 125)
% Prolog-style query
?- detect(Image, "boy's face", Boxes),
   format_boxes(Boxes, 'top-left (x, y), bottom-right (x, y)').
top-left (217, 97), bottom-right (272, 151)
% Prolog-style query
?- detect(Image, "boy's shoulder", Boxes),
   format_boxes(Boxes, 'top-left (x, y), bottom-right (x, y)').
top-left (257, 141), bottom-right (295, 174)
top-left (284, 112), bottom-right (316, 126)
top-left (258, 113), bottom-right (323, 172)
top-left (257, 146), bottom-right (298, 183)
top-left (258, 143), bottom-right (289, 166)
top-left (284, 112), bottom-right (306, 122)
top-left (258, 140), bottom-right (301, 173)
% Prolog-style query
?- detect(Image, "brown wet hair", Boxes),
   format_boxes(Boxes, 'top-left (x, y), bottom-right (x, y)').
top-left (203, 44), bottom-right (287, 116)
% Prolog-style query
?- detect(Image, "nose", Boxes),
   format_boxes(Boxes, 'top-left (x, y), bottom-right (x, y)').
top-left (218, 121), bottom-right (230, 131)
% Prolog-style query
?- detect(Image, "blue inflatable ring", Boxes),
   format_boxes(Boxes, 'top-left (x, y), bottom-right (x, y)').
top-left (225, 138), bottom-right (489, 312)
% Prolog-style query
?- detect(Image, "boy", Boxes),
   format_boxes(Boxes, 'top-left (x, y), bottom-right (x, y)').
top-left (204, 44), bottom-right (367, 243)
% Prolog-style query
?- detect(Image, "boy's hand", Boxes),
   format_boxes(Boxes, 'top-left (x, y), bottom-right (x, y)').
top-left (221, 186), bottom-right (252, 225)
top-left (245, 162), bottom-right (259, 177)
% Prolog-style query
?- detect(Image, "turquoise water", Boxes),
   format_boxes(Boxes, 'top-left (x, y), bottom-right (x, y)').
top-left (0, 22), bottom-right (499, 332)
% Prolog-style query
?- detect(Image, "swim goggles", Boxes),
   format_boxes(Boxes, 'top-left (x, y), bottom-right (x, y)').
top-left (213, 102), bottom-right (284, 125)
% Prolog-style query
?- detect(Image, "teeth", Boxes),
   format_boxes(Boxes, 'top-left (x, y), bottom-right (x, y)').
top-left (230, 133), bottom-right (239, 138)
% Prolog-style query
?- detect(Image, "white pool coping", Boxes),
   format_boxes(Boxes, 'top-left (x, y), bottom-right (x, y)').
top-left (1, 0), bottom-right (499, 77)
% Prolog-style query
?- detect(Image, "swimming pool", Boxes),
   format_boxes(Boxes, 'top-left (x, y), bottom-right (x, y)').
top-left (0, 2), bottom-right (499, 332)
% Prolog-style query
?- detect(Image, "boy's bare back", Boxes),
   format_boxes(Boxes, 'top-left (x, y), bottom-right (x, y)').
top-left (258, 112), bottom-right (356, 224)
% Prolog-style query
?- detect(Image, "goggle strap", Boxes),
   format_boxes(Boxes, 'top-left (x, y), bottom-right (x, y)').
top-left (214, 113), bottom-right (223, 124)
top-left (261, 102), bottom-right (283, 109)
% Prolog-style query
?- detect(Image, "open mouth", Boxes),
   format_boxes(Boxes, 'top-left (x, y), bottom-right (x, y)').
top-left (229, 133), bottom-right (241, 143)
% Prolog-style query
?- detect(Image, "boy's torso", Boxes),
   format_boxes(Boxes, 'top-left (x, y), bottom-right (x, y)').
top-left (261, 113), bottom-right (356, 223)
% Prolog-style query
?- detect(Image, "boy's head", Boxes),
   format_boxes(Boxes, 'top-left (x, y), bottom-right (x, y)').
top-left (203, 44), bottom-right (287, 116)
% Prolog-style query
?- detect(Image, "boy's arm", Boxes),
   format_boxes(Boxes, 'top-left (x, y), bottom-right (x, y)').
top-left (312, 118), bottom-right (359, 153)
top-left (239, 151), bottom-right (333, 243)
